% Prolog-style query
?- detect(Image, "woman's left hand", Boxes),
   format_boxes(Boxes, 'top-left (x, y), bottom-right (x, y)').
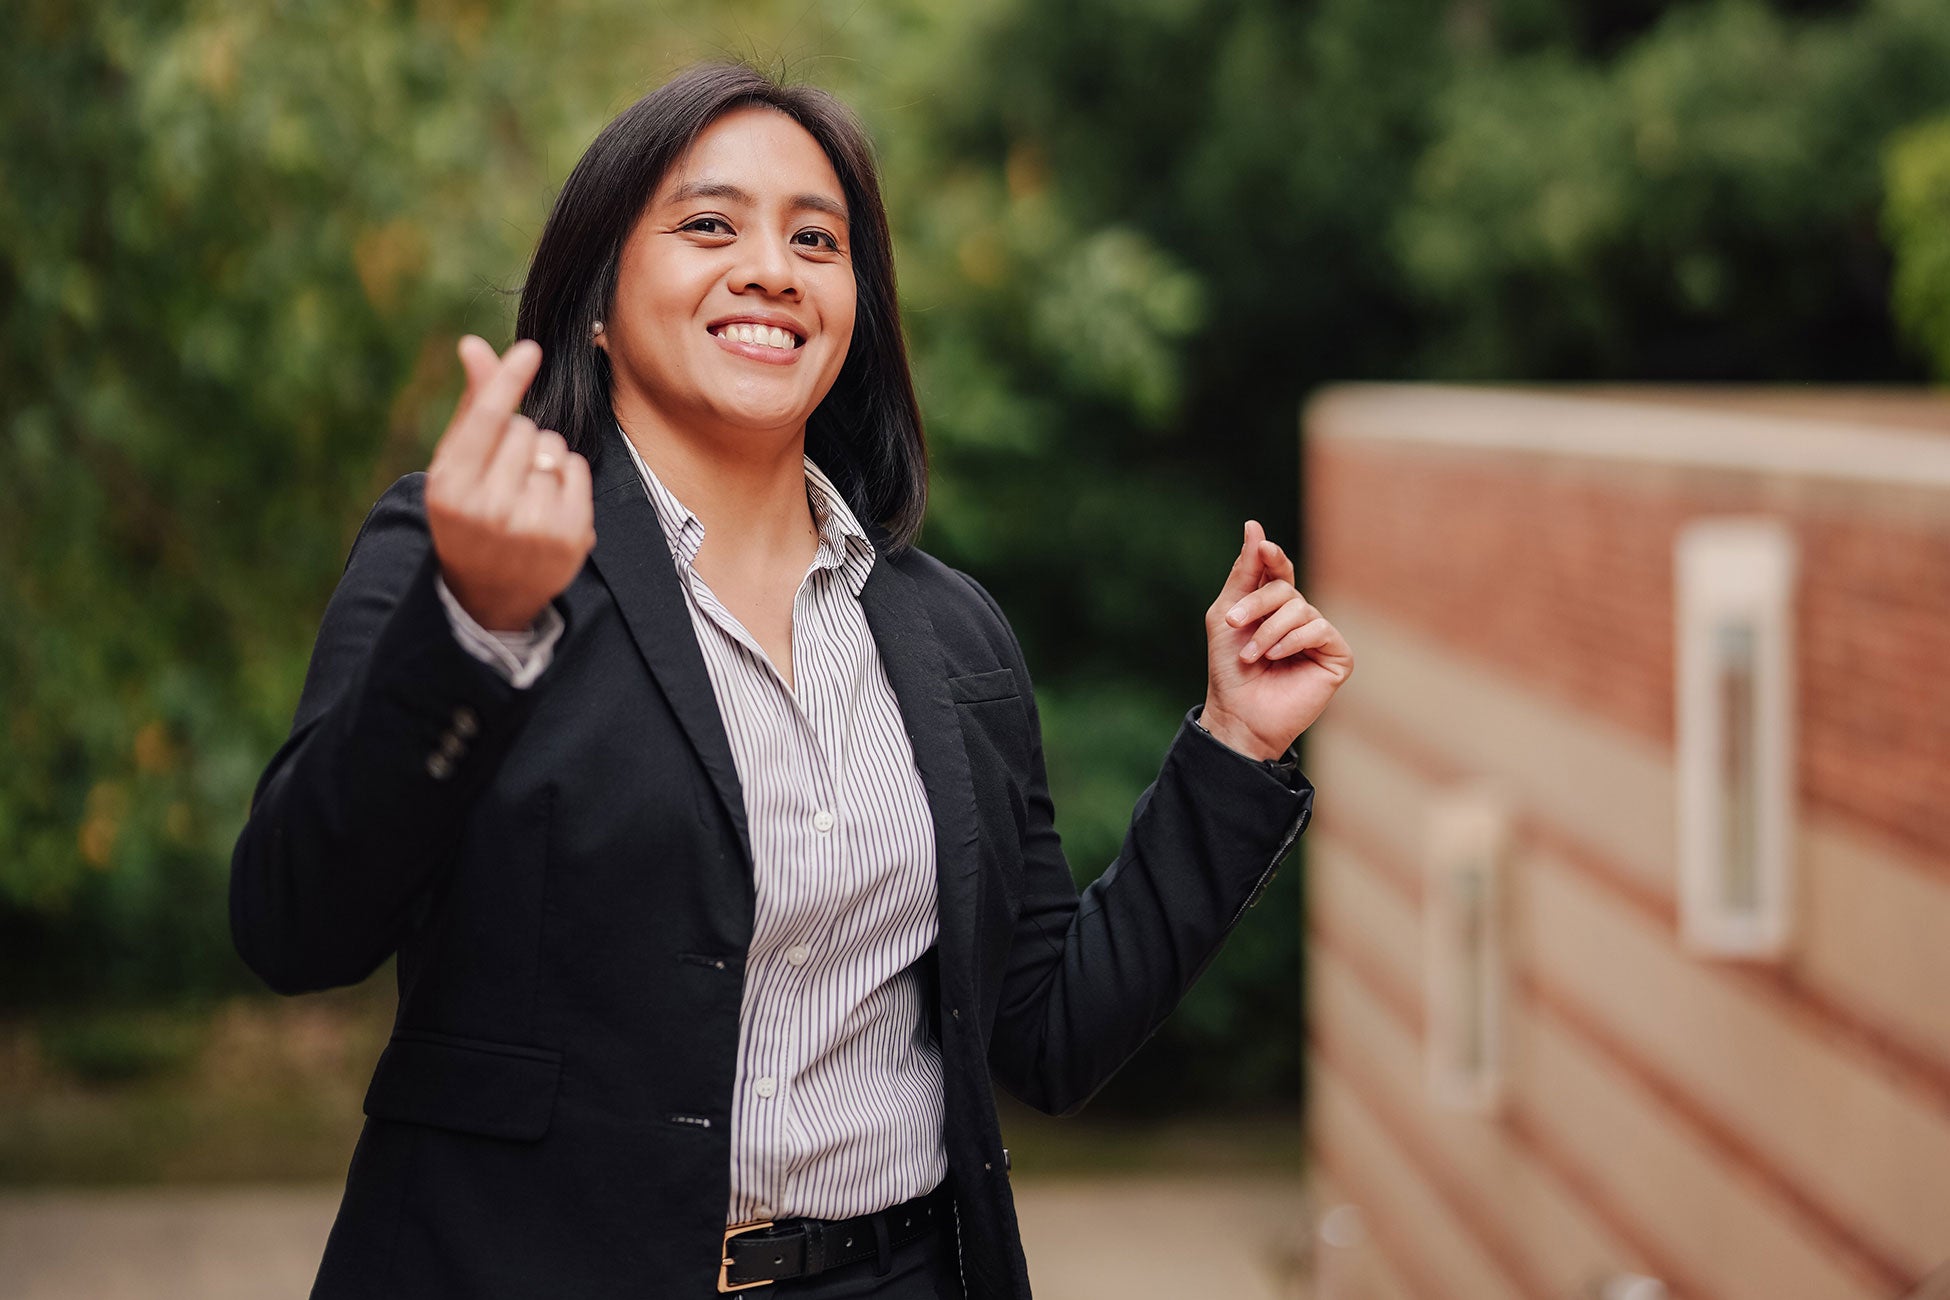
top-left (1200, 520), bottom-right (1354, 762)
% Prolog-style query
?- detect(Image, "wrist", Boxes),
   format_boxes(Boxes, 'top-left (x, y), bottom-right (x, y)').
top-left (445, 574), bottom-right (545, 633)
top-left (1197, 702), bottom-right (1289, 763)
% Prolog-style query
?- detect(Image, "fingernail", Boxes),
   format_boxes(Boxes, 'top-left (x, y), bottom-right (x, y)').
top-left (1240, 642), bottom-right (1261, 662)
top-left (1226, 602), bottom-right (1247, 624)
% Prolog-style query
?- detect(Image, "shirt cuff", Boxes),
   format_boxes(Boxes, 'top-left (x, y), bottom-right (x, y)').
top-left (435, 576), bottom-right (564, 689)
top-left (1189, 705), bottom-right (1307, 791)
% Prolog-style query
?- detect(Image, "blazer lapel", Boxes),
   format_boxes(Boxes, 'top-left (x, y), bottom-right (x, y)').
top-left (585, 438), bottom-right (753, 874)
top-left (582, 431), bottom-right (982, 985)
top-left (857, 533), bottom-right (984, 996)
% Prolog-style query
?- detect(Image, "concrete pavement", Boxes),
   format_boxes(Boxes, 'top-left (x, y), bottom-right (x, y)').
top-left (0, 1177), bottom-right (1306, 1298)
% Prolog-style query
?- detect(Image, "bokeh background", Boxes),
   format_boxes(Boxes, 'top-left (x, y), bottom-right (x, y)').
top-left (5, 0), bottom-right (1950, 1296)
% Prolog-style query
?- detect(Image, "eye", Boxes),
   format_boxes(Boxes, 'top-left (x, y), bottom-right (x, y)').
top-left (681, 216), bottom-right (733, 236)
top-left (793, 228), bottom-right (841, 252)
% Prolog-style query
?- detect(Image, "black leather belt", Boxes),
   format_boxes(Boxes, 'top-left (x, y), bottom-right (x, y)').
top-left (718, 1185), bottom-right (949, 1292)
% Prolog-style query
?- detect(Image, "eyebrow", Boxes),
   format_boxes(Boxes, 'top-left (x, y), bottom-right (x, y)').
top-left (663, 179), bottom-right (849, 224)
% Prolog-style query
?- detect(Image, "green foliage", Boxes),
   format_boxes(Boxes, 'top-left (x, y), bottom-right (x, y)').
top-left (0, 0), bottom-right (940, 1003)
top-left (1399, 0), bottom-right (1950, 379)
top-left (1886, 114), bottom-right (1950, 378)
top-left (13, 0), bottom-right (1950, 1115)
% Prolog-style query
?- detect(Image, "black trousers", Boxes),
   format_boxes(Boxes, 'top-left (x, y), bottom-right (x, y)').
top-left (707, 1217), bottom-right (965, 1299)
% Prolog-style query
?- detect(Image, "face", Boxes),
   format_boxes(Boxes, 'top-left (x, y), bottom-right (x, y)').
top-left (600, 106), bottom-right (857, 444)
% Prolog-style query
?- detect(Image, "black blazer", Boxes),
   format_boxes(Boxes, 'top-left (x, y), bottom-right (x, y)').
top-left (230, 430), bottom-right (1314, 1299)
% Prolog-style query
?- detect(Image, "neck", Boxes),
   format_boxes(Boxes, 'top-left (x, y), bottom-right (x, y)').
top-left (613, 400), bottom-right (818, 572)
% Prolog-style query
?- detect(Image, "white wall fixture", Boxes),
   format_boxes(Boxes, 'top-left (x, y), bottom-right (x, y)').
top-left (1674, 518), bottom-right (1798, 959)
top-left (1424, 791), bottom-right (1508, 1113)
top-left (1311, 1203), bottom-right (1367, 1300)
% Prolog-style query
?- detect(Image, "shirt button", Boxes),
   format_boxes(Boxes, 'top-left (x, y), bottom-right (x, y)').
top-left (785, 944), bottom-right (811, 967)
top-left (812, 810), bottom-right (835, 833)
top-left (754, 1077), bottom-right (777, 1099)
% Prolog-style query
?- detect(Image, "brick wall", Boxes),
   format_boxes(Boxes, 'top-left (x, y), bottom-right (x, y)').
top-left (1308, 437), bottom-right (1950, 872)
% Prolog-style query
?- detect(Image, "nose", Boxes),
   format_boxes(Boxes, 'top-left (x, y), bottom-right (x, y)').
top-left (728, 235), bottom-right (800, 301)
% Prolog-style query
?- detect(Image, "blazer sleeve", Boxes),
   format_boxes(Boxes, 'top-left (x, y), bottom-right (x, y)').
top-left (954, 572), bottom-right (1314, 1117)
top-left (229, 474), bottom-right (554, 995)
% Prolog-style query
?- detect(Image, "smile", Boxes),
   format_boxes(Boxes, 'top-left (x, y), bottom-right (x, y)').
top-left (709, 322), bottom-right (803, 351)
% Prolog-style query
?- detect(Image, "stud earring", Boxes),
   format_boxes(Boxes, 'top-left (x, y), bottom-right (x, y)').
top-left (590, 320), bottom-right (605, 344)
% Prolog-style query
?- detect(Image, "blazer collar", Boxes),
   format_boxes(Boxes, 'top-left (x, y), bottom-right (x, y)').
top-left (584, 431), bottom-right (983, 938)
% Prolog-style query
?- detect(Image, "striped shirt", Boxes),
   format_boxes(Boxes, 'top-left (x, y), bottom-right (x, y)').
top-left (615, 435), bottom-right (948, 1225)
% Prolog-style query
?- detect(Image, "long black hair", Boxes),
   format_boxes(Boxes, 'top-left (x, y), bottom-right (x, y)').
top-left (515, 62), bottom-right (928, 549)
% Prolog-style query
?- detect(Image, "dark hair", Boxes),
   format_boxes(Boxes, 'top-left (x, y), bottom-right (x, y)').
top-left (515, 62), bottom-right (928, 550)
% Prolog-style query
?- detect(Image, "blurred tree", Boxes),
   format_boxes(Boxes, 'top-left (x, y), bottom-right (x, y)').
top-left (1885, 113), bottom-right (1950, 378)
top-left (1398, 0), bottom-right (1950, 380)
top-left (10, 0), bottom-right (1950, 1117)
top-left (0, 0), bottom-right (925, 1004)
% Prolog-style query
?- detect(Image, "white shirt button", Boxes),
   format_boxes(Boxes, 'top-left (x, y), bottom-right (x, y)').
top-left (754, 1077), bottom-right (777, 1099)
top-left (812, 809), bottom-right (835, 833)
top-left (785, 944), bottom-right (811, 967)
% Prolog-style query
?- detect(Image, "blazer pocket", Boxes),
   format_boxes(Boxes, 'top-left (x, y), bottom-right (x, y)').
top-left (946, 668), bottom-right (1020, 704)
top-left (362, 1029), bottom-right (562, 1142)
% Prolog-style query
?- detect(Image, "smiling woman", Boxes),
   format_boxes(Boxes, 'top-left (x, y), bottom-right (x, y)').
top-left (228, 61), bottom-right (1344, 1300)
top-left (516, 67), bottom-right (926, 558)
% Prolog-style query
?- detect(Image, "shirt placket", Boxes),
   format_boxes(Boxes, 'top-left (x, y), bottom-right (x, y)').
top-left (773, 568), bottom-right (848, 1212)
top-left (690, 560), bottom-right (849, 1222)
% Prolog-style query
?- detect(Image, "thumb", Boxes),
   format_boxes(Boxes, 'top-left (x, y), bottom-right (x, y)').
top-left (1216, 519), bottom-right (1267, 608)
top-left (454, 334), bottom-right (501, 416)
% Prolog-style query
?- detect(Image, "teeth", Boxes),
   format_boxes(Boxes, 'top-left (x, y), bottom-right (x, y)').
top-left (718, 324), bottom-right (796, 350)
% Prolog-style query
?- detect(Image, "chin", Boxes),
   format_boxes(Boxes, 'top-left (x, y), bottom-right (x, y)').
top-left (708, 384), bottom-right (824, 433)
top-left (708, 398), bottom-right (820, 436)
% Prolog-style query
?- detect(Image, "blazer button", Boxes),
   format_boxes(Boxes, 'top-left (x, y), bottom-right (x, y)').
top-left (451, 706), bottom-right (479, 739)
top-left (438, 731), bottom-right (466, 760)
top-left (426, 752), bottom-right (455, 780)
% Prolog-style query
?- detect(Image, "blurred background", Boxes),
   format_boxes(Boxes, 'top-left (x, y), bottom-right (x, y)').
top-left (4, 0), bottom-right (1950, 1295)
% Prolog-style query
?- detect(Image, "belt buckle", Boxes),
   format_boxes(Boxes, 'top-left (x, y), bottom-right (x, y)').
top-left (718, 1220), bottom-right (777, 1292)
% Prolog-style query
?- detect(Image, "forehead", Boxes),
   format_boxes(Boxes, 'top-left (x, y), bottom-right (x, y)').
top-left (655, 106), bottom-right (847, 213)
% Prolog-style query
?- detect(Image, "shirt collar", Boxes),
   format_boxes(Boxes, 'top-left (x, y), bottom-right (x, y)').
top-left (617, 427), bottom-right (876, 597)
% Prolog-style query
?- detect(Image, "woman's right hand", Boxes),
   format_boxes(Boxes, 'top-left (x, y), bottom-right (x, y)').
top-left (425, 336), bottom-right (596, 631)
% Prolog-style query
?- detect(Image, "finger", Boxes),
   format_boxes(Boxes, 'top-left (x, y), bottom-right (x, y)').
top-left (1224, 580), bottom-right (1303, 632)
top-left (429, 337), bottom-right (503, 478)
top-left (444, 339), bottom-right (543, 472)
top-left (480, 414), bottom-right (541, 516)
top-left (456, 335), bottom-right (500, 415)
top-left (530, 429), bottom-right (569, 479)
top-left (1241, 599), bottom-right (1315, 663)
top-left (529, 431), bottom-right (578, 515)
top-left (1215, 519), bottom-right (1268, 608)
top-left (558, 450), bottom-right (596, 546)
top-left (1268, 617), bottom-right (1354, 677)
top-left (431, 337), bottom-right (513, 476)
top-left (1256, 537), bottom-right (1296, 587)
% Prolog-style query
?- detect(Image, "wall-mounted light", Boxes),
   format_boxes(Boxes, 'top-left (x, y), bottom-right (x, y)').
top-left (1424, 791), bottom-right (1509, 1113)
top-left (1674, 518), bottom-right (1797, 959)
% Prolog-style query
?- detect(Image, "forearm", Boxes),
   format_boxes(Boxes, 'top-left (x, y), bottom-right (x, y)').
top-left (989, 708), bottom-right (1312, 1115)
top-left (229, 481), bottom-right (547, 994)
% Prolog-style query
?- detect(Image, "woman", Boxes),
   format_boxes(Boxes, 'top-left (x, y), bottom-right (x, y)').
top-left (230, 62), bottom-right (1350, 1299)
